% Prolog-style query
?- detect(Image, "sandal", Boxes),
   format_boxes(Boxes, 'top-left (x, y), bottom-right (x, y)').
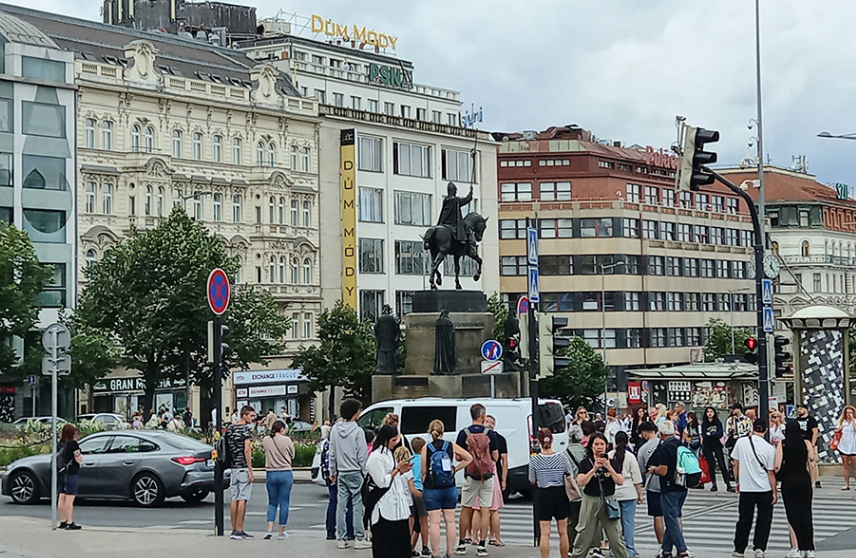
top-left (488, 540), bottom-right (505, 547)
top-left (842, 486), bottom-right (851, 491)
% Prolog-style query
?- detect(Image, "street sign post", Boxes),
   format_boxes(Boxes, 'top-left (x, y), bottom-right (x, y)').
top-left (527, 227), bottom-right (538, 266)
top-left (480, 340), bottom-right (503, 361)
top-left (481, 359), bottom-right (503, 398)
top-left (516, 296), bottom-right (529, 319)
top-left (41, 322), bottom-right (70, 531)
top-left (528, 267), bottom-right (540, 303)
top-left (763, 306), bottom-right (774, 333)
top-left (207, 268), bottom-right (230, 537)
top-left (761, 279), bottom-right (773, 305)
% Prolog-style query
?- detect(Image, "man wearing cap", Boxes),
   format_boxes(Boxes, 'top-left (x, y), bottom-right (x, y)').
top-left (648, 421), bottom-right (689, 558)
top-left (795, 403), bottom-right (821, 489)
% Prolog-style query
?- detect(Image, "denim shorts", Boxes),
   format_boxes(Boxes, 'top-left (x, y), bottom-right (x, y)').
top-left (59, 474), bottom-right (79, 496)
top-left (423, 486), bottom-right (458, 511)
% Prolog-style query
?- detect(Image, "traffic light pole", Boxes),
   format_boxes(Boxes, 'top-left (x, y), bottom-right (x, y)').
top-left (709, 169), bottom-right (769, 424)
top-left (213, 314), bottom-right (224, 537)
top-left (526, 216), bottom-right (540, 548)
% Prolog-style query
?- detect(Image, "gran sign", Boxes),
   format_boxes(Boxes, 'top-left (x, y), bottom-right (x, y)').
top-left (91, 376), bottom-right (184, 393)
top-left (368, 63), bottom-right (412, 90)
top-left (310, 14), bottom-right (398, 49)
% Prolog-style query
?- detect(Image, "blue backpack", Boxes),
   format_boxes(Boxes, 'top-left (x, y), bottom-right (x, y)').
top-left (675, 446), bottom-right (702, 488)
top-left (427, 441), bottom-right (455, 489)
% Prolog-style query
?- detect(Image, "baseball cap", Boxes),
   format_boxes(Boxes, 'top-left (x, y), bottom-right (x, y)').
top-left (658, 421), bottom-right (676, 436)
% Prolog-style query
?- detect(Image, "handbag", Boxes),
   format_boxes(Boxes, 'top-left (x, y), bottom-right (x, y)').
top-left (564, 452), bottom-right (582, 502)
top-left (830, 430), bottom-right (842, 451)
top-left (698, 454), bottom-right (711, 485)
top-left (597, 476), bottom-right (620, 520)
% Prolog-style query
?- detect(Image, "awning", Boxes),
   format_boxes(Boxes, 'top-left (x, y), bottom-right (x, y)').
top-left (628, 363), bottom-right (758, 380)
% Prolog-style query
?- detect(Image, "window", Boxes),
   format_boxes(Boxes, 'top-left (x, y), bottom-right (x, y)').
top-left (684, 258), bottom-right (699, 277)
top-left (396, 291), bottom-right (414, 317)
top-left (813, 273), bottom-right (821, 292)
top-left (85, 183), bottom-right (96, 213)
top-left (269, 256), bottom-right (275, 282)
top-left (712, 195), bottom-right (725, 213)
top-left (540, 255), bottom-right (573, 276)
top-left (233, 138), bottom-right (242, 164)
top-left (686, 293), bottom-right (700, 311)
top-left (443, 149), bottom-right (476, 182)
top-left (268, 143), bottom-right (275, 167)
top-left (741, 230), bottom-right (753, 246)
top-left (644, 186), bottom-right (659, 205)
top-left (368, 99), bottom-right (378, 113)
top-left (359, 137), bottom-right (383, 172)
top-left (727, 228), bottom-right (740, 246)
top-left (213, 135), bottom-right (222, 162)
top-left (648, 292), bottom-right (666, 311)
top-left (648, 256), bottom-right (665, 275)
top-left (624, 255), bottom-right (641, 274)
top-left (659, 222), bottom-right (675, 241)
top-left (351, 96), bottom-right (361, 110)
top-left (85, 250), bottom-right (96, 265)
top-left (401, 105), bottom-right (411, 118)
top-left (662, 188), bottom-right (675, 207)
top-left (580, 218), bottom-right (613, 237)
top-left (22, 155), bottom-right (66, 190)
top-left (290, 199), bottom-right (298, 225)
top-left (102, 121), bottom-right (113, 149)
top-left (384, 102), bottom-right (395, 115)
top-left (696, 193), bottom-right (709, 210)
top-left (693, 225), bottom-right (708, 244)
top-left (193, 133), bottom-right (202, 160)
top-left (668, 292), bottom-right (684, 312)
top-left (302, 201), bottom-right (310, 227)
top-left (232, 194), bottom-right (244, 223)
top-left (669, 328), bottom-right (686, 347)
top-left (500, 182), bottom-right (532, 202)
top-left (278, 197), bottom-right (285, 224)
top-left (359, 238), bottom-right (384, 273)
top-left (539, 218), bottom-right (573, 239)
top-left (710, 227), bottom-right (724, 245)
top-left (171, 189), bottom-right (181, 208)
top-left (393, 142), bottom-right (430, 178)
top-left (580, 256), bottom-right (598, 275)
top-left (801, 241), bottom-right (810, 257)
top-left (501, 219), bottom-right (527, 239)
top-left (22, 102), bottom-right (65, 138)
top-left (303, 313), bottom-right (313, 339)
top-left (501, 256), bottom-right (527, 276)
top-left (269, 197), bottom-right (275, 223)
top-left (717, 294), bottom-right (730, 311)
top-left (23, 210), bottom-right (66, 243)
top-left (667, 257), bottom-right (681, 276)
top-left (540, 181), bottom-right (572, 201)
top-left (37, 264), bottom-right (67, 307)
top-left (716, 260), bottom-right (730, 278)
top-left (291, 258), bottom-right (299, 283)
top-left (193, 193), bottom-right (202, 220)
top-left (448, 113), bottom-right (458, 126)
top-left (22, 56), bottom-right (65, 81)
top-left (257, 142), bottom-right (265, 165)
top-left (172, 130), bottom-right (182, 158)
top-left (702, 293), bottom-right (716, 311)
top-left (131, 125), bottom-right (141, 152)
top-left (732, 261), bottom-right (746, 279)
top-left (144, 185), bottom-right (152, 215)
top-left (333, 92), bottom-right (344, 107)
top-left (85, 119), bottom-right (95, 148)
top-left (624, 292), bottom-right (641, 311)
top-left (278, 257), bottom-right (285, 283)
top-left (394, 191), bottom-right (431, 226)
top-left (156, 187), bottom-right (164, 217)
top-left (359, 188), bottom-right (383, 222)
top-left (302, 147), bottom-right (310, 172)
top-left (642, 220), bottom-right (657, 239)
top-left (213, 193), bottom-right (222, 221)
top-left (623, 218), bottom-right (639, 238)
top-left (291, 312), bottom-right (301, 339)
top-left (650, 328), bottom-right (667, 348)
top-left (727, 198), bottom-right (739, 214)
top-left (701, 259), bottom-right (715, 278)
top-left (687, 328), bottom-right (703, 346)
top-left (432, 110), bottom-right (442, 123)
top-left (303, 258), bottom-right (312, 284)
top-left (626, 184), bottom-right (641, 203)
top-left (289, 145), bottom-right (298, 169)
top-left (677, 223), bottom-right (692, 242)
top-left (102, 183), bottom-right (113, 214)
top-left (733, 294), bottom-right (748, 312)
top-left (359, 290), bottom-right (385, 322)
top-left (395, 240), bottom-right (425, 275)
top-left (314, 89), bottom-right (326, 104)
top-left (679, 191), bottom-right (692, 208)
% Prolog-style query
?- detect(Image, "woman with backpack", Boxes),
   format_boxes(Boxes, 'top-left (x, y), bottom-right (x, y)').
top-left (610, 431), bottom-right (643, 557)
top-left (700, 406), bottom-right (733, 492)
top-left (58, 424), bottom-right (82, 530)
top-left (366, 425), bottom-right (415, 558)
top-left (263, 419), bottom-right (294, 540)
top-left (420, 419), bottom-right (472, 558)
top-left (529, 428), bottom-right (574, 558)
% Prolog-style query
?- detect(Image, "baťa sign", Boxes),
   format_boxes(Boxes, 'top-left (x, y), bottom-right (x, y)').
top-left (368, 63), bottom-right (413, 90)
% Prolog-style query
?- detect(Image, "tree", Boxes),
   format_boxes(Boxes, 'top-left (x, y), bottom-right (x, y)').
top-left (703, 317), bottom-right (752, 362)
top-left (487, 292), bottom-right (508, 342)
top-left (75, 208), bottom-right (290, 418)
top-left (0, 223), bottom-right (52, 375)
top-left (539, 336), bottom-right (610, 412)
top-left (291, 300), bottom-right (376, 419)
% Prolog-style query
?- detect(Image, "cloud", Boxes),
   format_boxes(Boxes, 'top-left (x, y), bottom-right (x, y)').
top-left (5, 0), bottom-right (856, 186)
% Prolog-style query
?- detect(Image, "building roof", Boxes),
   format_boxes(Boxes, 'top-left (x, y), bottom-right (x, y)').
top-left (720, 166), bottom-right (855, 208)
top-left (0, 10), bottom-right (57, 48)
top-left (0, 2), bottom-right (299, 96)
top-left (628, 362), bottom-right (758, 380)
top-left (789, 305), bottom-right (850, 319)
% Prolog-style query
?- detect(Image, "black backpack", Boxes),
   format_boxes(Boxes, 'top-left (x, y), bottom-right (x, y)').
top-left (215, 429), bottom-right (232, 469)
top-left (56, 442), bottom-right (70, 474)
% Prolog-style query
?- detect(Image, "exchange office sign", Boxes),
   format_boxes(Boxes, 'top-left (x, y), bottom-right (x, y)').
top-left (232, 369), bottom-right (307, 386)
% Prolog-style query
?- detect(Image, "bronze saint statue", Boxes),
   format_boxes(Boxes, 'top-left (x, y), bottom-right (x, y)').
top-left (374, 304), bottom-right (400, 374)
top-left (433, 306), bottom-right (456, 374)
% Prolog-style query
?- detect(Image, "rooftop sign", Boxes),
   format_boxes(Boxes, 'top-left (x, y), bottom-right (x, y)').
top-left (644, 146), bottom-right (680, 170)
top-left (311, 14), bottom-right (398, 50)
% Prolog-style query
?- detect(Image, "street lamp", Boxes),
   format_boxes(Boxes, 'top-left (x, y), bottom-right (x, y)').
top-left (818, 131), bottom-right (856, 141)
top-left (178, 190), bottom-right (212, 219)
top-left (601, 260), bottom-right (626, 409)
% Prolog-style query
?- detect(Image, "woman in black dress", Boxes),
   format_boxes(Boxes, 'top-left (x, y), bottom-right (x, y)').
top-left (775, 419), bottom-right (814, 558)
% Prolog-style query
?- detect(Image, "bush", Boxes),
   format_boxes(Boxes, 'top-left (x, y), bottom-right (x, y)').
top-left (293, 442), bottom-right (317, 468)
top-left (0, 445), bottom-right (42, 467)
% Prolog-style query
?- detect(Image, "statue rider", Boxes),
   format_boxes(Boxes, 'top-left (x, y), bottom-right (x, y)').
top-left (436, 182), bottom-right (475, 247)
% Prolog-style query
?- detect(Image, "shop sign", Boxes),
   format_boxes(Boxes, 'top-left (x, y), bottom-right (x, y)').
top-left (232, 369), bottom-right (307, 385)
top-left (627, 382), bottom-right (642, 404)
top-left (644, 146), bottom-right (680, 170)
top-left (91, 376), bottom-right (185, 393)
top-left (368, 63), bottom-right (412, 90)
top-left (310, 14), bottom-right (398, 49)
top-left (236, 388), bottom-right (248, 398)
top-left (340, 129), bottom-right (357, 308)
top-left (287, 385), bottom-right (298, 394)
top-left (249, 385), bottom-right (288, 398)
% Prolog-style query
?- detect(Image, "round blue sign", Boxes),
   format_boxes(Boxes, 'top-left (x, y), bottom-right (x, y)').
top-left (207, 268), bottom-right (231, 315)
top-left (481, 340), bottom-right (503, 361)
top-left (517, 296), bottom-right (530, 318)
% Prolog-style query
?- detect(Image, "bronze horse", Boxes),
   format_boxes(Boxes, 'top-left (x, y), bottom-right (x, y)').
top-left (423, 212), bottom-right (487, 289)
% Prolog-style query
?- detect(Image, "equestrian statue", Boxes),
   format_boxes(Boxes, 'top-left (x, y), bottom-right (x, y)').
top-left (423, 182), bottom-right (487, 290)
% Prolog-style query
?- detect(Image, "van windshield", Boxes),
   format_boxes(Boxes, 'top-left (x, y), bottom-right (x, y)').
top-left (401, 406), bottom-right (456, 435)
top-left (538, 402), bottom-right (566, 434)
top-left (358, 407), bottom-right (393, 431)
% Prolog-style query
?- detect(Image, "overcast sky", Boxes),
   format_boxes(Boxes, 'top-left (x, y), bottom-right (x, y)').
top-left (11, 0), bottom-right (856, 187)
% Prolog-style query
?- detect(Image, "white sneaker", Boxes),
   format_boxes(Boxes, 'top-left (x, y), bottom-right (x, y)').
top-left (732, 552), bottom-right (744, 558)
top-left (785, 550), bottom-right (800, 558)
top-left (337, 540), bottom-right (350, 550)
top-left (354, 539), bottom-right (372, 550)
top-left (803, 552), bottom-right (815, 558)
top-left (754, 550), bottom-right (765, 558)
top-left (278, 532), bottom-right (289, 540)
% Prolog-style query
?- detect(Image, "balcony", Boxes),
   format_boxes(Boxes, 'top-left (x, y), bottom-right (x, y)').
top-left (319, 105), bottom-right (490, 140)
top-left (781, 255), bottom-right (856, 266)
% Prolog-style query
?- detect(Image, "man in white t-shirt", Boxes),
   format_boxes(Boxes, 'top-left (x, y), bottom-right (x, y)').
top-left (730, 418), bottom-right (777, 558)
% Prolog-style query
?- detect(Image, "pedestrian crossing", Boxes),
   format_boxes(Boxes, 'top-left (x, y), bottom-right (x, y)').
top-left (493, 494), bottom-right (855, 552)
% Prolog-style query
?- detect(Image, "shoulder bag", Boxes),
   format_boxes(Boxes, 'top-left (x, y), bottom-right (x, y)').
top-left (830, 430), bottom-right (842, 451)
top-left (563, 452), bottom-right (582, 502)
top-left (597, 474), bottom-right (620, 520)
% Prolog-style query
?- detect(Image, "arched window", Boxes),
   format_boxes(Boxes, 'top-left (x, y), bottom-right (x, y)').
top-left (291, 258), bottom-right (299, 284)
top-left (193, 193), bottom-right (202, 220)
top-left (131, 125), bottom-right (141, 152)
top-left (102, 183), bottom-right (113, 215)
top-left (85, 249), bottom-right (97, 265)
top-left (85, 182), bottom-right (96, 213)
top-left (801, 240), bottom-right (810, 257)
top-left (173, 188), bottom-right (182, 208)
top-left (290, 145), bottom-right (297, 169)
top-left (279, 256), bottom-right (286, 283)
top-left (193, 132), bottom-right (202, 160)
top-left (303, 258), bottom-right (311, 284)
top-left (233, 138), bottom-right (242, 164)
top-left (213, 135), bottom-right (222, 162)
top-left (278, 197), bottom-right (285, 224)
top-left (301, 147), bottom-right (310, 172)
top-left (257, 142), bottom-right (265, 165)
top-left (84, 118), bottom-right (95, 148)
top-left (233, 195), bottom-right (242, 223)
top-left (269, 197), bottom-right (275, 224)
top-left (145, 127), bottom-right (154, 153)
top-left (290, 199), bottom-right (298, 226)
top-left (269, 256), bottom-right (275, 282)
top-left (145, 185), bottom-right (152, 215)
top-left (172, 130), bottom-right (182, 158)
top-left (302, 200), bottom-right (310, 227)
top-left (235, 256), bottom-right (243, 284)
top-left (213, 193), bottom-right (223, 221)
top-left (157, 187), bottom-right (164, 217)
top-left (102, 121), bottom-right (113, 150)
top-left (268, 143), bottom-right (275, 167)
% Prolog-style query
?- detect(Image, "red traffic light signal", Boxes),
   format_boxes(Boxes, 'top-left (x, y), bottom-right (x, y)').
top-left (744, 337), bottom-right (758, 351)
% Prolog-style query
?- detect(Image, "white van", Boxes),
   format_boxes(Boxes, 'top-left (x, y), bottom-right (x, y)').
top-left (312, 397), bottom-right (567, 497)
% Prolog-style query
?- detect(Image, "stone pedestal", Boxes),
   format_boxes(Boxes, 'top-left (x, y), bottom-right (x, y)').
top-left (371, 290), bottom-right (522, 401)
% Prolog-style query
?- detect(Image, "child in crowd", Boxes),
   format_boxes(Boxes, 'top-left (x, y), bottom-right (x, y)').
top-left (409, 438), bottom-right (430, 556)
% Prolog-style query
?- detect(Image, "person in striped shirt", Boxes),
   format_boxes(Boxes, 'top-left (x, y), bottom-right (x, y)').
top-left (529, 428), bottom-right (574, 558)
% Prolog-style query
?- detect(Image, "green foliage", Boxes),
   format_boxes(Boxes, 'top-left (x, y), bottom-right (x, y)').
top-left (250, 439), bottom-right (316, 468)
top-left (487, 292), bottom-right (508, 342)
top-left (292, 300), bottom-right (376, 410)
top-left (703, 317), bottom-right (752, 362)
top-left (539, 336), bottom-right (609, 411)
top-left (0, 445), bottom-right (41, 467)
top-left (74, 208), bottom-right (290, 416)
top-left (0, 223), bottom-right (52, 374)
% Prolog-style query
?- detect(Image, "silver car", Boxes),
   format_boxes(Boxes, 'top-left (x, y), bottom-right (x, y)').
top-left (1, 431), bottom-right (225, 507)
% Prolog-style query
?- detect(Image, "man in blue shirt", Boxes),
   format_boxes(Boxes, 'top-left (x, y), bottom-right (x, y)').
top-left (649, 421), bottom-right (689, 558)
top-left (674, 402), bottom-right (688, 437)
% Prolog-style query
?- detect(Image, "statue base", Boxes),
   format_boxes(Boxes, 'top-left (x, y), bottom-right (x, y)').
top-left (372, 372), bottom-right (522, 402)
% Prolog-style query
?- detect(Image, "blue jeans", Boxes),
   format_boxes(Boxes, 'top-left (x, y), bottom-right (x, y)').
top-left (327, 483), bottom-right (354, 539)
top-left (337, 471), bottom-right (365, 541)
top-left (618, 499), bottom-right (638, 557)
top-left (660, 490), bottom-right (688, 554)
top-left (265, 470), bottom-right (294, 525)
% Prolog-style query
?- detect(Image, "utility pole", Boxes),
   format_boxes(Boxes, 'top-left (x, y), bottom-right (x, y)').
top-left (526, 216), bottom-right (539, 549)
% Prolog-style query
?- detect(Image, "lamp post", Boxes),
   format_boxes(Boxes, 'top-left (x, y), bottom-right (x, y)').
top-left (601, 261), bottom-right (626, 410)
top-left (818, 131), bottom-right (856, 141)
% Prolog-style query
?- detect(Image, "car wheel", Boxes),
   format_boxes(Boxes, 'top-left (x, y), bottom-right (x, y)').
top-left (9, 470), bottom-right (40, 505)
top-left (180, 490), bottom-right (209, 503)
top-left (132, 473), bottom-right (165, 507)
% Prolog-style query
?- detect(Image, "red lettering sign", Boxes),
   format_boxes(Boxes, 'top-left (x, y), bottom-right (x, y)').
top-left (644, 146), bottom-right (679, 170)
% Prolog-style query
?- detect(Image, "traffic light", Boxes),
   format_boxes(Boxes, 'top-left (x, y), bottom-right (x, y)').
top-left (505, 336), bottom-right (520, 364)
top-left (679, 125), bottom-right (720, 191)
top-left (536, 313), bottom-right (570, 380)
top-left (219, 324), bottom-right (230, 366)
top-left (208, 321), bottom-right (230, 371)
top-left (773, 335), bottom-right (791, 378)
top-left (743, 336), bottom-right (758, 364)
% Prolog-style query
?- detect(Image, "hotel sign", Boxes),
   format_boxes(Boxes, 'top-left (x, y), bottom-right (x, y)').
top-left (644, 146), bottom-right (680, 170)
top-left (368, 63), bottom-right (412, 90)
top-left (311, 14), bottom-right (398, 49)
